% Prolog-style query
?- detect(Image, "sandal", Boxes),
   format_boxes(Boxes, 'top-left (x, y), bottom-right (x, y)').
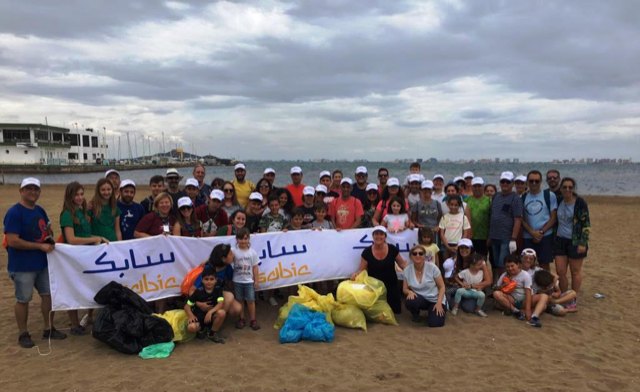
top-left (250, 320), bottom-right (261, 331)
top-left (235, 319), bottom-right (246, 329)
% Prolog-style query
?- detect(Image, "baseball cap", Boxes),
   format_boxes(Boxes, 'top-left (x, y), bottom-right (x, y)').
top-left (340, 177), bottom-right (353, 186)
top-left (20, 177), bottom-right (41, 189)
top-left (177, 196), bottom-right (193, 209)
top-left (249, 192), bottom-right (263, 202)
top-left (463, 171), bottom-right (475, 179)
top-left (210, 189), bottom-right (224, 201)
top-left (355, 166), bottom-right (368, 175)
top-left (471, 177), bottom-right (485, 186)
top-left (372, 226), bottom-right (387, 235)
top-left (387, 177), bottom-right (400, 187)
top-left (303, 186), bottom-right (315, 196)
top-left (500, 171), bottom-right (515, 182)
top-left (515, 175), bottom-right (527, 183)
top-left (263, 167), bottom-right (275, 175)
top-left (234, 163), bottom-right (246, 171)
top-left (458, 238), bottom-right (473, 248)
top-left (105, 169), bottom-right (120, 178)
top-left (420, 180), bottom-right (434, 190)
top-left (319, 170), bottom-right (331, 179)
top-left (315, 184), bottom-right (328, 194)
top-left (453, 176), bottom-right (464, 183)
top-left (521, 248), bottom-right (537, 257)
top-left (433, 174), bottom-right (445, 181)
top-left (166, 168), bottom-right (180, 178)
top-left (290, 166), bottom-right (302, 175)
top-left (119, 179), bottom-right (136, 189)
top-left (408, 174), bottom-right (421, 183)
top-left (443, 257), bottom-right (455, 278)
top-left (366, 183), bottom-right (379, 192)
top-left (185, 178), bottom-right (199, 188)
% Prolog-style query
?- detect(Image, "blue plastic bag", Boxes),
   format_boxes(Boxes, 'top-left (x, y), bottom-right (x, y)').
top-left (279, 304), bottom-right (334, 344)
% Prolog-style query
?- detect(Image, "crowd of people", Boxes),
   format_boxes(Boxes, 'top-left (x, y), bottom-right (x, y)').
top-left (3, 162), bottom-right (591, 347)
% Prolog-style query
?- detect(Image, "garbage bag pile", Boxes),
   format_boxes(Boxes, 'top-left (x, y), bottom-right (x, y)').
top-left (279, 304), bottom-right (335, 344)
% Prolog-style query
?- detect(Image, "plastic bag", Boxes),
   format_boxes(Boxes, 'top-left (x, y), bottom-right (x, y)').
top-left (154, 310), bottom-right (194, 342)
top-left (279, 304), bottom-right (334, 344)
top-left (274, 285), bottom-right (336, 329)
top-left (331, 303), bottom-right (367, 331)
top-left (181, 264), bottom-right (204, 296)
top-left (139, 342), bottom-right (175, 359)
top-left (363, 300), bottom-right (398, 326)
top-left (337, 271), bottom-right (386, 308)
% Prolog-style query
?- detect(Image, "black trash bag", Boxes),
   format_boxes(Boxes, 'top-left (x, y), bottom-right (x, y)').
top-left (92, 281), bottom-right (173, 354)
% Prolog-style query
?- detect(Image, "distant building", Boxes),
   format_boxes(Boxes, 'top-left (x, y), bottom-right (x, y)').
top-left (0, 123), bottom-right (107, 165)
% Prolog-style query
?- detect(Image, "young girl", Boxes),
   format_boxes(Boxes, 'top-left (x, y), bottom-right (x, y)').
top-left (439, 195), bottom-right (471, 257)
top-left (382, 196), bottom-right (412, 233)
top-left (232, 228), bottom-right (260, 330)
top-left (90, 178), bottom-right (122, 242)
top-left (452, 254), bottom-right (488, 317)
top-left (418, 227), bottom-right (440, 266)
top-left (493, 254), bottom-right (532, 321)
top-left (173, 196), bottom-right (202, 237)
top-left (361, 184), bottom-right (380, 228)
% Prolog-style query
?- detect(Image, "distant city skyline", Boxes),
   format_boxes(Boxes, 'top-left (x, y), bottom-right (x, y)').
top-left (1, 1), bottom-right (639, 160)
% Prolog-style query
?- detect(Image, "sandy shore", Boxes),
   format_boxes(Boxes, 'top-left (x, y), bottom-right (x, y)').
top-left (0, 184), bottom-right (638, 392)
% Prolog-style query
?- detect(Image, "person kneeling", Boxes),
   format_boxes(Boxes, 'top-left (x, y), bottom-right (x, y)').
top-left (184, 267), bottom-right (227, 343)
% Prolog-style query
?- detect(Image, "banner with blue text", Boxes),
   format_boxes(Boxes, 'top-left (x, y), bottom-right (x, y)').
top-left (47, 228), bottom-right (417, 311)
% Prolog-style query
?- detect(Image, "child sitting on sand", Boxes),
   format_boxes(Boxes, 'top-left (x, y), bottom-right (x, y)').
top-left (451, 254), bottom-right (488, 317)
top-left (184, 266), bottom-right (227, 343)
top-left (493, 254), bottom-right (532, 321)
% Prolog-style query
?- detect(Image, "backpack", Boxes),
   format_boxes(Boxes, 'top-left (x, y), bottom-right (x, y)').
top-left (521, 189), bottom-right (551, 214)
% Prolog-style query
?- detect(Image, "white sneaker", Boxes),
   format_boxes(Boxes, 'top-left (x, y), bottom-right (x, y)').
top-left (476, 309), bottom-right (488, 318)
top-left (451, 308), bottom-right (458, 316)
top-left (268, 297), bottom-right (279, 307)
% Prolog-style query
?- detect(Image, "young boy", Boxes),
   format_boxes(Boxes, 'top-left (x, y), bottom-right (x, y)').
top-left (245, 192), bottom-right (263, 234)
top-left (259, 196), bottom-right (287, 232)
top-left (284, 208), bottom-right (305, 231)
top-left (300, 186), bottom-right (317, 228)
top-left (117, 180), bottom-right (145, 240)
top-left (184, 267), bottom-right (227, 343)
top-left (184, 178), bottom-right (206, 208)
top-left (310, 203), bottom-right (334, 230)
top-left (493, 254), bottom-right (532, 322)
top-left (140, 175), bottom-right (165, 213)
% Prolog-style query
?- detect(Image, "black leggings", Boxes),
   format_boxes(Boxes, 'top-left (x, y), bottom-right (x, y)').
top-left (405, 295), bottom-right (446, 327)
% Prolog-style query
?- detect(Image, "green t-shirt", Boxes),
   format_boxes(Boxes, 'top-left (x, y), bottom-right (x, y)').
top-left (466, 196), bottom-right (491, 240)
top-left (60, 209), bottom-right (93, 242)
top-left (90, 205), bottom-right (120, 241)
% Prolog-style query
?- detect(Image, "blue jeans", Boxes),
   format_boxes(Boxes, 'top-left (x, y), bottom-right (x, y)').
top-left (9, 268), bottom-right (50, 303)
top-left (454, 288), bottom-right (485, 308)
top-left (490, 239), bottom-right (510, 268)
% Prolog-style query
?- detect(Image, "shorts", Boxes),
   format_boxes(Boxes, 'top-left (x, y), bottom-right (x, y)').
top-left (523, 235), bottom-right (554, 264)
top-left (234, 282), bottom-right (256, 302)
top-left (9, 268), bottom-right (51, 303)
top-left (193, 308), bottom-right (217, 326)
top-left (553, 237), bottom-right (588, 259)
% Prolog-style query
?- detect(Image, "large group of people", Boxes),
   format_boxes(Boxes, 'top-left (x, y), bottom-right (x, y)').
top-left (3, 162), bottom-right (591, 347)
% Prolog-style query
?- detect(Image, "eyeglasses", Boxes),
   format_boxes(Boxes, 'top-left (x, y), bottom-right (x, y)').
top-left (547, 176), bottom-right (559, 180)
top-left (562, 186), bottom-right (574, 190)
top-left (528, 179), bottom-right (541, 184)
top-left (499, 180), bottom-right (512, 184)
top-left (411, 251), bottom-right (425, 256)
top-left (223, 189), bottom-right (234, 193)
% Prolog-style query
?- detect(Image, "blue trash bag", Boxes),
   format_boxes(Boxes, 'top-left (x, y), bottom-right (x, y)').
top-left (279, 304), bottom-right (334, 344)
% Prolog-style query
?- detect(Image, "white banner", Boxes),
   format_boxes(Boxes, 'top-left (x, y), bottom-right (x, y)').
top-left (48, 229), bottom-right (417, 311)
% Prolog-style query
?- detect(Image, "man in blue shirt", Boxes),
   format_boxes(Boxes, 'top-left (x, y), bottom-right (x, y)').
top-left (117, 179), bottom-right (146, 240)
top-left (489, 171), bottom-right (523, 278)
top-left (4, 177), bottom-right (67, 348)
top-left (522, 170), bottom-right (558, 269)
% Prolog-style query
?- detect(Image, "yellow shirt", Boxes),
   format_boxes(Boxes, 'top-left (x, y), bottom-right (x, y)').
top-left (233, 179), bottom-right (255, 208)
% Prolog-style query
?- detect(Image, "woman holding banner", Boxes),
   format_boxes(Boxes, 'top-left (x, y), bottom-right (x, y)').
top-left (352, 226), bottom-right (407, 314)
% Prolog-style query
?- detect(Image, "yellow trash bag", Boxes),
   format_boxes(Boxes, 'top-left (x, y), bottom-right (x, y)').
top-left (337, 271), bottom-right (386, 309)
top-left (274, 285), bottom-right (336, 329)
top-left (154, 309), bottom-right (195, 342)
top-left (363, 299), bottom-right (398, 326)
top-left (331, 303), bottom-right (367, 331)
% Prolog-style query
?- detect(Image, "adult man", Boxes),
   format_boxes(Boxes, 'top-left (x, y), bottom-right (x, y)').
top-left (117, 180), bottom-right (145, 241)
top-left (329, 178), bottom-right (364, 230)
top-left (232, 163), bottom-right (254, 209)
top-left (466, 177), bottom-right (491, 256)
top-left (263, 168), bottom-right (276, 186)
top-left (522, 170), bottom-right (558, 270)
top-left (546, 169), bottom-right (562, 199)
top-left (514, 175), bottom-right (527, 196)
top-left (196, 189), bottom-right (229, 236)
top-left (411, 180), bottom-right (442, 232)
top-left (4, 178), bottom-right (67, 348)
top-left (488, 171), bottom-right (523, 277)
top-left (351, 166), bottom-right (369, 205)
top-left (165, 168), bottom-right (185, 211)
top-left (377, 167), bottom-right (389, 196)
top-left (432, 174), bottom-right (445, 204)
top-left (193, 163), bottom-right (211, 203)
top-left (105, 169), bottom-right (121, 197)
top-left (184, 178), bottom-right (206, 208)
top-left (286, 166), bottom-right (305, 207)
top-left (463, 171), bottom-right (474, 197)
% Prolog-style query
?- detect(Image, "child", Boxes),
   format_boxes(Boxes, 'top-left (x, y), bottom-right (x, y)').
top-left (522, 249), bottom-right (576, 316)
top-left (184, 266), bottom-right (227, 343)
top-left (310, 203), bottom-right (334, 230)
top-left (232, 228), bottom-right (260, 330)
top-left (301, 186), bottom-right (317, 227)
top-left (284, 207), bottom-right (305, 231)
top-left (418, 227), bottom-right (440, 266)
top-left (438, 195), bottom-right (471, 257)
top-left (184, 178), bottom-right (206, 208)
top-left (173, 197), bottom-right (202, 237)
top-left (493, 254), bottom-right (532, 321)
top-left (117, 180), bottom-right (145, 240)
top-left (245, 192), bottom-right (264, 233)
top-left (382, 196), bottom-right (412, 233)
top-left (140, 175), bottom-right (165, 213)
top-left (451, 254), bottom-right (488, 317)
top-left (90, 178), bottom-right (122, 242)
top-left (259, 196), bottom-right (287, 232)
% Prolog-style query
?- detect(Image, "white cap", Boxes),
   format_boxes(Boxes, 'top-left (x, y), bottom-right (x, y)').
top-left (290, 166), bottom-right (302, 174)
top-left (105, 169), bottom-right (120, 178)
top-left (119, 179), bottom-right (136, 189)
top-left (458, 238), bottom-right (473, 248)
top-left (471, 177), bottom-right (485, 186)
top-left (433, 174), bottom-right (444, 181)
top-left (453, 176), bottom-right (464, 183)
top-left (263, 167), bottom-right (275, 175)
top-left (421, 180), bottom-right (434, 190)
top-left (210, 189), bottom-right (224, 201)
top-left (515, 175), bottom-right (527, 183)
top-left (177, 196), bottom-right (193, 209)
top-left (408, 174), bottom-right (421, 183)
top-left (521, 248), bottom-right (537, 257)
top-left (500, 171), bottom-right (515, 182)
top-left (355, 166), bottom-right (368, 175)
top-left (443, 257), bottom-right (455, 278)
top-left (372, 226), bottom-right (387, 234)
top-left (234, 163), bottom-right (246, 171)
top-left (387, 177), bottom-right (400, 187)
top-left (319, 170), bottom-right (331, 179)
top-left (166, 168), bottom-right (180, 178)
top-left (366, 183), bottom-right (379, 192)
top-left (249, 192), bottom-right (263, 202)
top-left (315, 184), bottom-right (328, 194)
top-left (20, 177), bottom-right (40, 189)
top-left (185, 178), bottom-right (199, 188)
top-left (303, 186), bottom-right (315, 196)
top-left (463, 171), bottom-right (475, 179)
top-left (341, 177), bottom-right (353, 186)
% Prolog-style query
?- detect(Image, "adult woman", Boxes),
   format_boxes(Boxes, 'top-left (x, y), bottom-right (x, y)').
top-left (216, 210), bottom-right (247, 236)
top-left (173, 196), bottom-right (202, 237)
top-left (403, 245), bottom-right (447, 327)
top-left (554, 177), bottom-right (590, 304)
top-left (255, 178), bottom-right (272, 212)
top-left (210, 177), bottom-right (225, 191)
top-left (361, 183), bottom-right (380, 228)
top-left (484, 184), bottom-right (497, 198)
top-left (372, 177), bottom-right (407, 226)
top-left (276, 188), bottom-right (294, 221)
top-left (446, 239), bottom-right (492, 313)
top-left (134, 192), bottom-right (176, 237)
top-left (329, 170), bottom-right (343, 198)
top-left (221, 181), bottom-right (241, 218)
top-left (351, 226), bottom-right (407, 314)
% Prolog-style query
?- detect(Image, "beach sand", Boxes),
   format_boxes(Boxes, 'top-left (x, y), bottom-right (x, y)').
top-left (0, 184), bottom-right (638, 392)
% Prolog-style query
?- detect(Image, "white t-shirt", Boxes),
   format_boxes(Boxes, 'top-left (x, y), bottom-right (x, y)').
top-left (438, 211), bottom-right (470, 244)
top-left (497, 270), bottom-right (532, 302)
top-left (232, 247), bottom-right (259, 284)
top-left (383, 213), bottom-right (409, 232)
top-left (457, 268), bottom-right (484, 286)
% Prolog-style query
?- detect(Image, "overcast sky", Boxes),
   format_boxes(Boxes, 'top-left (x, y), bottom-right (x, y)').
top-left (1, 0), bottom-right (639, 161)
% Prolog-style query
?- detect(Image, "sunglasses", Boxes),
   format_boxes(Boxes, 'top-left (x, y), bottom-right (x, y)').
top-left (528, 179), bottom-right (541, 184)
top-left (547, 176), bottom-right (559, 180)
top-left (499, 180), bottom-right (512, 184)
top-left (411, 251), bottom-right (425, 256)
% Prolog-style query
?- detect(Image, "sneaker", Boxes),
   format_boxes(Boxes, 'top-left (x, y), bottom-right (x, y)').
top-left (268, 297), bottom-right (279, 307)
top-left (411, 314), bottom-right (421, 323)
top-left (235, 319), bottom-right (246, 329)
top-left (69, 326), bottom-right (86, 336)
top-left (43, 328), bottom-right (67, 340)
top-left (18, 332), bottom-right (35, 348)
top-left (476, 309), bottom-right (488, 318)
top-left (208, 331), bottom-right (226, 344)
top-left (527, 316), bottom-right (542, 328)
top-left (250, 320), bottom-right (261, 331)
top-left (196, 330), bottom-right (207, 340)
top-left (451, 308), bottom-right (459, 316)
top-left (512, 310), bottom-right (525, 321)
